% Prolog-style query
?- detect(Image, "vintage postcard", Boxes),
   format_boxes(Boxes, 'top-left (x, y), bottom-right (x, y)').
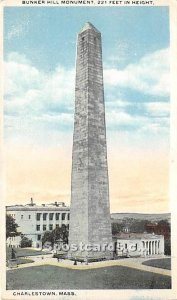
top-left (1, 0), bottom-right (177, 299)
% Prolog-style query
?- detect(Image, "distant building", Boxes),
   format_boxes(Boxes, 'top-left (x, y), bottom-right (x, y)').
top-left (6, 198), bottom-right (70, 248)
top-left (113, 232), bottom-right (164, 257)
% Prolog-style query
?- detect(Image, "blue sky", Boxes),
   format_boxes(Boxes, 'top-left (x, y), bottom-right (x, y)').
top-left (4, 7), bottom-right (169, 70)
top-left (4, 6), bottom-right (170, 148)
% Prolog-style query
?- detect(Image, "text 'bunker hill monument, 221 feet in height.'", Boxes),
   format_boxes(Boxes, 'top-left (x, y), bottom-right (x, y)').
top-left (68, 22), bottom-right (113, 261)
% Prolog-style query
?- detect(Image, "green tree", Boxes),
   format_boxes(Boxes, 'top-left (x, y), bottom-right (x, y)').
top-left (42, 225), bottom-right (69, 248)
top-left (42, 231), bottom-right (55, 248)
top-left (54, 224), bottom-right (69, 244)
top-left (6, 214), bottom-right (20, 239)
top-left (20, 235), bottom-right (32, 248)
top-left (164, 239), bottom-right (171, 255)
top-left (130, 220), bottom-right (149, 233)
top-left (112, 223), bottom-right (124, 235)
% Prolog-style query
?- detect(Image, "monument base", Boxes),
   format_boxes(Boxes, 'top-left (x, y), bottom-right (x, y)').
top-left (67, 251), bottom-right (113, 262)
top-left (8, 259), bottom-right (18, 268)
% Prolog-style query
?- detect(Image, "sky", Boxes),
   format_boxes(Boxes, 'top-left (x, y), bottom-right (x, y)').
top-left (4, 6), bottom-right (170, 212)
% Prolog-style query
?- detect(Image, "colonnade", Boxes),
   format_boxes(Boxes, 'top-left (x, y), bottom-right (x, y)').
top-left (142, 240), bottom-right (161, 256)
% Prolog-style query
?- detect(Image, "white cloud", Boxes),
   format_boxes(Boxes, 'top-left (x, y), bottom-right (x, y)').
top-left (104, 48), bottom-right (170, 97)
top-left (5, 59), bottom-right (42, 97)
top-left (4, 52), bottom-right (75, 117)
top-left (145, 102), bottom-right (170, 117)
top-left (34, 113), bottom-right (73, 125)
top-left (4, 50), bottom-right (169, 145)
top-left (106, 108), bottom-right (169, 135)
top-left (106, 111), bottom-right (134, 126)
top-left (4, 52), bottom-right (75, 144)
top-left (105, 99), bottom-right (130, 109)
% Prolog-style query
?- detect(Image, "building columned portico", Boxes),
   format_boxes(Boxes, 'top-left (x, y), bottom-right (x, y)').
top-left (114, 232), bottom-right (164, 257)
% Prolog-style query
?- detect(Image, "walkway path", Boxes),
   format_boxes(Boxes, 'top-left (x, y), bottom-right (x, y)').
top-left (7, 255), bottom-right (171, 277)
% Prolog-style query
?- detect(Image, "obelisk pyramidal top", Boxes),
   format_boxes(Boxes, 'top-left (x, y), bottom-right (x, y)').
top-left (68, 22), bottom-right (113, 260)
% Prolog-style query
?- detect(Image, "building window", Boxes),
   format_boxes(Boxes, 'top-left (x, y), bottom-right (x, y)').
top-left (43, 225), bottom-right (46, 231)
top-left (36, 225), bottom-right (40, 231)
top-left (82, 36), bottom-right (85, 41)
top-left (62, 213), bottom-right (66, 221)
top-left (56, 224), bottom-right (59, 229)
top-left (56, 213), bottom-right (60, 221)
top-left (125, 243), bottom-right (127, 249)
top-left (67, 214), bottom-right (70, 220)
top-left (21, 215), bottom-right (23, 219)
top-left (49, 224), bottom-right (53, 231)
top-left (49, 213), bottom-right (54, 221)
top-left (37, 235), bottom-right (41, 241)
top-left (36, 213), bottom-right (41, 221)
top-left (43, 213), bottom-right (47, 221)
top-left (29, 215), bottom-right (31, 219)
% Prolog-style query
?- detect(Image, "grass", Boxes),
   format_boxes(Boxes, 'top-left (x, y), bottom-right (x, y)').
top-left (142, 258), bottom-right (171, 270)
top-left (16, 258), bottom-right (34, 264)
top-left (6, 247), bottom-right (51, 260)
top-left (7, 258), bottom-right (34, 267)
top-left (6, 265), bottom-right (171, 290)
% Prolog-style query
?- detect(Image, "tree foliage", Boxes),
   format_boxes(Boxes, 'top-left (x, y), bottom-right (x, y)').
top-left (112, 223), bottom-right (124, 235)
top-left (164, 239), bottom-right (171, 256)
top-left (6, 214), bottom-right (19, 239)
top-left (112, 220), bottom-right (149, 235)
top-left (130, 220), bottom-right (149, 233)
top-left (20, 235), bottom-right (32, 248)
top-left (42, 224), bottom-right (69, 248)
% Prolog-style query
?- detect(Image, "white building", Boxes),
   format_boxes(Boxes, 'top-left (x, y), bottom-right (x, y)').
top-left (6, 199), bottom-right (70, 248)
top-left (113, 232), bottom-right (164, 257)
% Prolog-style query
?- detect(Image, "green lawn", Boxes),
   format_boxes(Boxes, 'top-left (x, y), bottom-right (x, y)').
top-left (7, 265), bottom-right (171, 289)
top-left (7, 258), bottom-right (34, 266)
top-left (6, 247), bottom-right (51, 260)
top-left (142, 258), bottom-right (171, 270)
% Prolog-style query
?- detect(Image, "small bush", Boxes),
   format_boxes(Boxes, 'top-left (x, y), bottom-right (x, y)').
top-left (164, 239), bottom-right (171, 255)
top-left (20, 236), bottom-right (32, 248)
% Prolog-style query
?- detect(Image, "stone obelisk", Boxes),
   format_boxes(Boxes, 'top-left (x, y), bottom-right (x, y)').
top-left (68, 22), bottom-right (113, 261)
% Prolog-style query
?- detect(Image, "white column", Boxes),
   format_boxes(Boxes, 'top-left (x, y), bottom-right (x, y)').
top-left (147, 241), bottom-right (149, 256)
top-left (53, 212), bottom-right (56, 229)
top-left (40, 213), bottom-right (43, 233)
top-left (47, 213), bottom-right (49, 231)
top-left (158, 240), bottom-right (160, 254)
top-left (142, 241), bottom-right (145, 256)
top-left (59, 213), bottom-right (62, 227)
top-left (154, 241), bottom-right (156, 254)
top-left (155, 241), bottom-right (157, 254)
top-left (148, 241), bottom-right (150, 255)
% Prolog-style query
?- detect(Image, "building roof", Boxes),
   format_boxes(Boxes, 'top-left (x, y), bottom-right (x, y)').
top-left (6, 201), bottom-right (70, 212)
top-left (113, 232), bottom-right (163, 240)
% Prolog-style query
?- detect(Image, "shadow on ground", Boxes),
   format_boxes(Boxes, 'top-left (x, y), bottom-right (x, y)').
top-left (142, 258), bottom-right (171, 270)
top-left (7, 265), bottom-right (171, 290)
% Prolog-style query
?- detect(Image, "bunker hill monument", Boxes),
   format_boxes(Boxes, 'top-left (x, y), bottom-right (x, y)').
top-left (68, 22), bottom-right (113, 260)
